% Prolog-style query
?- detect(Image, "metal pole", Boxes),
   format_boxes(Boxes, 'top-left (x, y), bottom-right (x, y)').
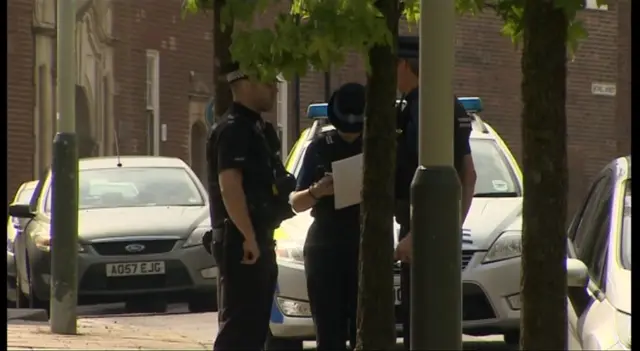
top-left (410, 0), bottom-right (461, 349)
top-left (50, 0), bottom-right (79, 335)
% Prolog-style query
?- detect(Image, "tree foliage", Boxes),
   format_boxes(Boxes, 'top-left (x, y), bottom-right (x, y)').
top-left (183, 0), bottom-right (605, 81)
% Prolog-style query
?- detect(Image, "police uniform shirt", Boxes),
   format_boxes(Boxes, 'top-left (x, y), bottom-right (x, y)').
top-left (207, 103), bottom-right (274, 231)
top-left (296, 130), bottom-right (362, 246)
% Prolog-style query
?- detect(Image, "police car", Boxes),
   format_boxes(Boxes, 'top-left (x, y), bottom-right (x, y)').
top-left (268, 98), bottom-right (525, 349)
top-left (566, 156), bottom-right (631, 351)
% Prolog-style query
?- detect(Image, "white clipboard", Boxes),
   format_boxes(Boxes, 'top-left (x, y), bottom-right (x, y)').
top-left (331, 153), bottom-right (363, 209)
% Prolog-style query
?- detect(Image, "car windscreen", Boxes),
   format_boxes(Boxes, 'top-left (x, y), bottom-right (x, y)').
top-left (470, 139), bottom-right (521, 197)
top-left (621, 179), bottom-right (631, 270)
top-left (45, 167), bottom-right (205, 211)
top-left (292, 137), bottom-right (520, 197)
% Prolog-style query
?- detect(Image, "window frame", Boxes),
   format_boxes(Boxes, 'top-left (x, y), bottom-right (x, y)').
top-left (146, 50), bottom-right (160, 156)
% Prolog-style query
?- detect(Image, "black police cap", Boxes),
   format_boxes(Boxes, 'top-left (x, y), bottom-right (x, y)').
top-left (220, 61), bottom-right (285, 84)
top-left (219, 61), bottom-right (247, 83)
top-left (327, 82), bottom-right (366, 133)
top-left (397, 36), bottom-right (419, 59)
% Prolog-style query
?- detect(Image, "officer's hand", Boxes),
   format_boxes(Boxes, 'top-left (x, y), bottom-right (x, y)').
top-left (394, 234), bottom-right (413, 263)
top-left (313, 174), bottom-right (334, 197)
top-left (241, 237), bottom-right (261, 265)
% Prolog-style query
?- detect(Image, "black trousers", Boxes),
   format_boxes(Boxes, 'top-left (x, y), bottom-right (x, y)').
top-left (400, 262), bottom-right (411, 350)
top-left (304, 244), bottom-right (359, 351)
top-left (212, 231), bottom-right (278, 351)
top-left (398, 225), bottom-right (412, 351)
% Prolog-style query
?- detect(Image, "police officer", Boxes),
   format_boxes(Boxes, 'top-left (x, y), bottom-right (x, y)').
top-left (207, 62), bottom-right (295, 350)
top-left (289, 83), bottom-right (366, 351)
top-left (393, 36), bottom-right (478, 350)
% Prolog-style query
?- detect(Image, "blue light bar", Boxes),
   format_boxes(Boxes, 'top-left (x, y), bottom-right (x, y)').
top-left (307, 103), bottom-right (328, 119)
top-left (459, 97), bottom-right (483, 113)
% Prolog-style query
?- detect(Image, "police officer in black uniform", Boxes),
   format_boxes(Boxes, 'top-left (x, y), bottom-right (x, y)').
top-left (393, 36), bottom-right (478, 350)
top-left (206, 62), bottom-right (295, 350)
top-left (289, 83), bottom-right (366, 351)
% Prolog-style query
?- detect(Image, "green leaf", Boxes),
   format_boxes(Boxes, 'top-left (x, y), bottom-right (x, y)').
top-left (567, 20), bottom-right (588, 59)
top-left (182, 0), bottom-right (592, 81)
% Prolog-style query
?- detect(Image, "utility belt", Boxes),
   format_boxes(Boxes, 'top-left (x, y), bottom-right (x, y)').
top-left (203, 219), bottom-right (277, 255)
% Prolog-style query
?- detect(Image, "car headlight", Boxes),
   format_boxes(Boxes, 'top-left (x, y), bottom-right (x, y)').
top-left (32, 233), bottom-right (85, 253)
top-left (275, 241), bottom-right (304, 264)
top-left (482, 230), bottom-right (522, 264)
top-left (182, 227), bottom-right (209, 248)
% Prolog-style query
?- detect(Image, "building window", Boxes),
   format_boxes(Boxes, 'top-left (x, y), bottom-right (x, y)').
top-left (147, 110), bottom-right (155, 156)
top-left (146, 50), bottom-right (160, 155)
top-left (102, 76), bottom-right (110, 155)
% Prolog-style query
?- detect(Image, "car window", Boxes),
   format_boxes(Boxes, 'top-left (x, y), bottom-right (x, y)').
top-left (621, 180), bottom-right (631, 270)
top-left (587, 193), bottom-right (611, 288)
top-left (45, 167), bottom-right (204, 211)
top-left (570, 173), bottom-right (610, 249)
top-left (574, 177), bottom-right (613, 281)
top-left (14, 185), bottom-right (37, 204)
top-left (291, 137), bottom-right (520, 197)
top-left (469, 139), bottom-right (520, 196)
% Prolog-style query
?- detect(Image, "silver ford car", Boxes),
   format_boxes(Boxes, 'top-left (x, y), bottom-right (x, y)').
top-left (268, 98), bottom-right (526, 349)
top-left (7, 156), bottom-right (217, 315)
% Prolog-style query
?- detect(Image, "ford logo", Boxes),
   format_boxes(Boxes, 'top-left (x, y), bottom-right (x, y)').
top-left (124, 243), bottom-right (146, 253)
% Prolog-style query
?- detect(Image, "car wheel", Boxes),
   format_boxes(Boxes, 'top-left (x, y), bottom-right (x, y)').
top-left (187, 293), bottom-right (218, 313)
top-left (503, 330), bottom-right (520, 346)
top-left (13, 274), bottom-right (29, 309)
top-left (22, 255), bottom-right (50, 316)
top-left (125, 296), bottom-right (168, 314)
top-left (265, 331), bottom-right (304, 351)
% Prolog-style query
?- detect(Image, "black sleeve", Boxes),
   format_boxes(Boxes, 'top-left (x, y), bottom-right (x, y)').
top-left (453, 96), bottom-right (472, 158)
top-left (295, 139), bottom-right (322, 191)
top-left (216, 120), bottom-right (253, 173)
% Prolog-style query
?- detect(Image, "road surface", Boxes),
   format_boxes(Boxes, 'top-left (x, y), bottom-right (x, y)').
top-left (57, 302), bottom-right (512, 350)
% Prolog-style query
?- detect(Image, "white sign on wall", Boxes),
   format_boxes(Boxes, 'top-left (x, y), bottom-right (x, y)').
top-left (591, 82), bottom-right (616, 97)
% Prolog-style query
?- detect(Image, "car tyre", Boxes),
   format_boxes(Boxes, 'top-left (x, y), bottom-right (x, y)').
top-left (503, 330), bottom-right (520, 346)
top-left (187, 293), bottom-right (218, 313)
top-left (19, 254), bottom-right (49, 316)
top-left (125, 297), bottom-right (168, 314)
top-left (265, 331), bottom-right (303, 351)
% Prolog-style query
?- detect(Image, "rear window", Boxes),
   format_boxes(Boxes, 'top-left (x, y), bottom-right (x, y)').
top-left (14, 185), bottom-right (37, 204)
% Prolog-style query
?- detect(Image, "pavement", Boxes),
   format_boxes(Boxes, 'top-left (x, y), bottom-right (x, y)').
top-left (7, 303), bottom-right (512, 350)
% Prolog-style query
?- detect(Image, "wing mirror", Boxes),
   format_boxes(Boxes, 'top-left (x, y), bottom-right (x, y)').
top-left (566, 258), bottom-right (589, 288)
top-left (8, 204), bottom-right (35, 219)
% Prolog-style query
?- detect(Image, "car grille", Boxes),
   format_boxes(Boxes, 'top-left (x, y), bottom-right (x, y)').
top-left (91, 240), bottom-right (177, 256)
top-left (392, 250), bottom-right (476, 273)
top-left (79, 260), bottom-right (193, 291)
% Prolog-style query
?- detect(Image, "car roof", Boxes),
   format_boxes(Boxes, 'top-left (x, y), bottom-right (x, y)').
top-left (78, 156), bottom-right (188, 171)
top-left (316, 121), bottom-right (496, 141)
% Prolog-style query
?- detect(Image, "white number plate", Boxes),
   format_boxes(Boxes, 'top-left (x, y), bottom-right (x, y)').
top-left (394, 286), bottom-right (402, 305)
top-left (106, 261), bottom-right (165, 277)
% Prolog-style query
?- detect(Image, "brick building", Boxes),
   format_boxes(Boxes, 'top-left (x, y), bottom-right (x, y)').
top-left (8, 0), bottom-right (630, 214)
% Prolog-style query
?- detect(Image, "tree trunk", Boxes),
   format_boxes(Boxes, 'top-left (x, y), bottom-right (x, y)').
top-left (355, 0), bottom-right (399, 350)
top-left (520, 0), bottom-right (569, 350)
top-left (213, 0), bottom-right (233, 120)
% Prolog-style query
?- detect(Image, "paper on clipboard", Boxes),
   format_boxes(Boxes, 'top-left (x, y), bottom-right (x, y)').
top-left (331, 153), bottom-right (363, 209)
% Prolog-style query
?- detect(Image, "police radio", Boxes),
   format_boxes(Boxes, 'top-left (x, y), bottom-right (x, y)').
top-left (261, 123), bottom-right (296, 229)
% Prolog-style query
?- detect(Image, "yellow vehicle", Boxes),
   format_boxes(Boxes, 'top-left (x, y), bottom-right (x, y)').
top-left (268, 98), bottom-right (526, 349)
